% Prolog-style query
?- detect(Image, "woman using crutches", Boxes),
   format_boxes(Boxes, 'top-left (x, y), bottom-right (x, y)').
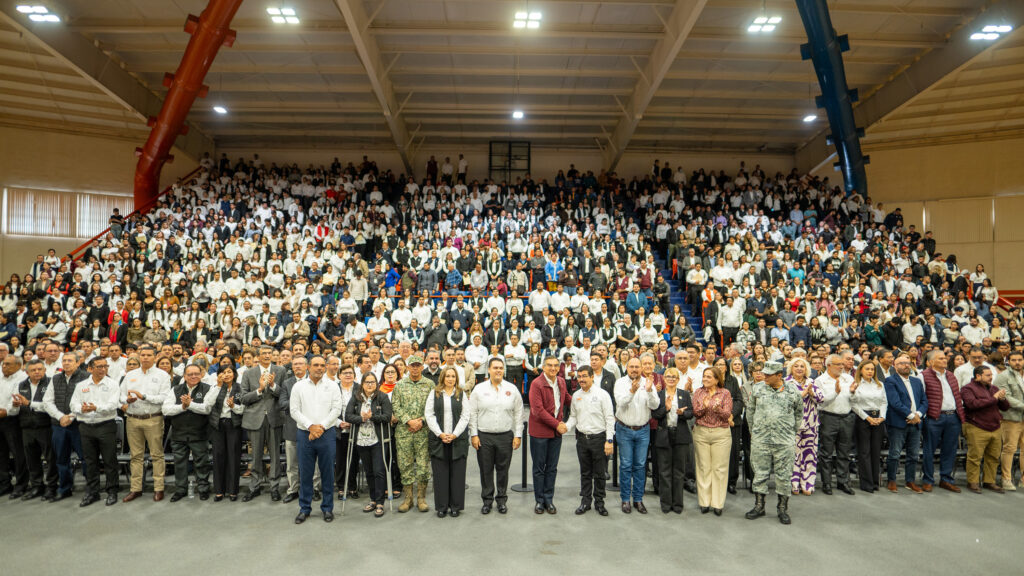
top-left (344, 373), bottom-right (393, 518)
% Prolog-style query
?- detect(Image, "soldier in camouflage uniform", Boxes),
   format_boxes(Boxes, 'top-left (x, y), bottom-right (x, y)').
top-left (744, 361), bottom-right (802, 525)
top-left (391, 355), bottom-right (433, 512)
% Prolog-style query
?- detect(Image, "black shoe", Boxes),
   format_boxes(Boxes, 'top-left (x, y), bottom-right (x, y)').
top-left (822, 485), bottom-right (833, 495)
top-left (105, 493), bottom-right (118, 506)
top-left (497, 503), bottom-right (508, 514)
top-left (79, 493), bottom-right (101, 507)
top-left (839, 484), bottom-right (855, 496)
top-left (323, 511), bottom-right (334, 523)
top-left (294, 512), bottom-right (310, 524)
top-left (242, 488), bottom-right (261, 502)
top-left (271, 488), bottom-right (281, 502)
top-left (633, 501), bottom-right (647, 514)
top-left (481, 503), bottom-right (492, 515)
top-left (283, 492), bottom-right (298, 504)
top-left (575, 503), bottom-right (590, 515)
top-left (545, 504), bottom-right (557, 515)
top-left (672, 505), bottom-right (683, 514)
top-left (228, 494), bottom-right (238, 502)
top-left (169, 492), bottom-right (187, 503)
top-left (595, 502), bottom-right (609, 516)
top-left (42, 491), bottom-right (56, 502)
top-left (700, 506), bottom-right (710, 514)
top-left (728, 484), bottom-right (737, 495)
top-left (22, 488), bottom-right (43, 501)
top-left (450, 508), bottom-right (460, 518)
top-left (661, 505), bottom-right (672, 514)
top-left (10, 489), bottom-right (24, 500)
top-left (684, 480), bottom-right (697, 494)
top-left (313, 490), bottom-right (321, 501)
top-left (199, 492), bottom-right (210, 501)
top-left (535, 502), bottom-right (545, 514)
top-left (50, 491), bottom-right (73, 503)
top-left (713, 508), bottom-right (723, 516)
top-left (214, 495), bottom-right (224, 502)
top-left (621, 502), bottom-right (632, 514)
top-left (437, 508), bottom-right (448, 518)
top-left (347, 490), bottom-right (359, 499)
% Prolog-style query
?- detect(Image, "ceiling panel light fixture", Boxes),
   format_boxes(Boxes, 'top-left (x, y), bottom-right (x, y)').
top-left (803, 114), bottom-right (817, 123)
top-left (512, 110), bottom-right (524, 119)
top-left (213, 106), bottom-right (228, 114)
top-left (972, 24), bottom-right (1011, 40)
top-left (267, 8), bottom-right (281, 15)
top-left (16, 5), bottom-right (49, 13)
top-left (514, 10), bottom-right (541, 29)
top-left (748, 15), bottom-right (781, 33)
top-left (268, 6), bottom-right (299, 24)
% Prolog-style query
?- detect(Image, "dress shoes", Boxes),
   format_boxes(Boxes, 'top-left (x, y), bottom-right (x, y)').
top-left (242, 488), bottom-right (262, 502)
top-left (921, 483), bottom-right (933, 492)
top-left (700, 506), bottom-right (710, 514)
top-left (621, 502), bottom-right (632, 514)
top-left (79, 493), bottom-right (101, 507)
top-left (535, 503), bottom-right (545, 514)
top-left (712, 508), bottom-right (723, 516)
top-left (939, 481), bottom-right (961, 493)
top-left (497, 503), bottom-right (508, 514)
top-left (822, 485), bottom-right (833, 495)
top-left (684, 480), bottom-right (696, 494)
top-left (228, 494), bottom-right (238, 502)
top-left (437, 508), bottom-right (448, 518)
top-left (271, 488), bottom-right (281, 502)
top-left (967, 482), bottom-right (982, 494)
top-left (905, 482), bottom-right (923, 494)
top-left (633, 501), bottom-right (647, 514)
top-left (983, 483), bottom-right (1004, 494)
top-left (323, 511), bottom-right (334, 522)
top-left (283, 492), bottom-right (298, 504)
top-left (661, 504), bottom-right (672, 514)
top-left (595, 502), bottom-right (608, 516)
top-left (105, 493), bottom-right (118, 506)
top-left (153, 491), bottom-right (164, 502)
top-left (10, 489), bottom-right (24, 500)
top-left (22, 488), bottom-right (43, 501)
top-left (294, 512), bottom-right (310, 524)
top-left (838, 484), bottom-right (855, 495)
top-left (575, 503), bottom-right (591, 515)
top-left (887, 481), bottom-right (899, 493)
top-left (199, 492), bottom-right (209, 501)
top-left (170, 492), bottom-right (187, 503)
top-left (727, 484), bottom-right (737, 495)
top-left (122, 491), bottom-right (143, 503)
top-left (672, 505), bottom-right (683, 514)
top-left (50, 491), bottom-right (73, 503)
top-left (450, 508), bottom-right (460, 518)
top-left (42, 491), bottom-right (56, 502)
top-left (545, 504), bottom-right (557, 515)
top-left (481, 503), bottom-right (492, 515)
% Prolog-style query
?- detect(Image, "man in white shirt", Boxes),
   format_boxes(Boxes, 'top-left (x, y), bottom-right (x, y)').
top-left (73, 356), bottom-right (122, 506)
top-left (290, 355), bottom-right (343, 524)
top-left (565, 365), bottom-right (615, 516)
top-left (815, 354), bottom-right (856, 495)
top-left (468, 358), bottom-right (524, 514)
top-left (465, 334), bottom-right (489, 383)
top-left (120, 344), bottom-right (172, 502)
top-left (613, 357), bottom-right (659, 513)
top-left (954, 346), bottom-right (995, 388)
top-left (0, 354), bottom-right (28, 498)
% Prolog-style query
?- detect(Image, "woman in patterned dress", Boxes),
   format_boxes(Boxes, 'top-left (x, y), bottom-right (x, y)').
top-left (788, 357), bottom-right (824, 495)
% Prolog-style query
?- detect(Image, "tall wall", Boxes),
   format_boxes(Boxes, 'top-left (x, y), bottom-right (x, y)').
top-left (0, 125), bottom-right (199, 278)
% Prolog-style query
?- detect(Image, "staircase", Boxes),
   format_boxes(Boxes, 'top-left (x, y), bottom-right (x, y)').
top-left (655, 256), bottom-right (705, 347)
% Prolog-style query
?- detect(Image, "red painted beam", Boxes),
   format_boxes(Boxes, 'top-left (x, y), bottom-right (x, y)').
top-left (132, 0), bottom-right (242, 211)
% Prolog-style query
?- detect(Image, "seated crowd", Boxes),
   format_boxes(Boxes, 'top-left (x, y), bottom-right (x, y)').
top-left (0, 153), bottom-right (1022, 525)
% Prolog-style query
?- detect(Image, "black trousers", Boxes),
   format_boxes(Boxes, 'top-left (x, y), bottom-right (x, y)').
top-left (477, 431), bottom-right (513, 505)
top-left (335, 431), bottom-right (359, 492)
top-left (855, 415), bottom-right (885, 490)
top-left (576, 432), bottom-right (608, 505)
top-left (356, 442), bottom-right (387, 504)
top-left (22, 426), bottom-right (56, 492)
top-left (80, 420), bottom-right (119, 496)
top-left (0, 418), bottom-right (27, 491)
top-left (431, 445), bottom-right (467, 512)
top-left (721, 327), bottom-right (739, 348)
top-left (656, 440), bottom-right (688, 509)
top-left (171, 432), bottom-right (212, 495)
top-left (819, 412), bottom-right (855, 488)
top-left (728, 424), bottom-right (742, 486)
top-left (211, 419), bottom-right (242, 496)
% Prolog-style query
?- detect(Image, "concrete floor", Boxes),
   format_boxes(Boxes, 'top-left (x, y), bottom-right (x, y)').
top-left (0, 435), bottom-right (1019, 576)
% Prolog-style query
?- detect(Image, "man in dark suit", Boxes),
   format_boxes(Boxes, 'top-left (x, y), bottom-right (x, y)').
top-left (86, 296), bottom-right (110, 330)
top-left (240, 345), bottom-right (287, 501)
top-left (920, 349), bottom-right (965, 493)
top-left (883, 353), bottom-right (928, 493)
top-left (541, 316), bottom-right (564, 346)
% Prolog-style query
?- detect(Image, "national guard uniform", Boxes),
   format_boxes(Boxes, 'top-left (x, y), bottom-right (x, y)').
top-left (744, 361), bottom-right (802, 525)
top-left (392, 355), bottom-right (434, 512)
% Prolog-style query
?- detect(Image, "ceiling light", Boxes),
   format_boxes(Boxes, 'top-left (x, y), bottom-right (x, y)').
top-left (970, 32), bottom-right (1000, 40)
top-left (527, 20), bottom-right (539, 29)
top-left (213, 106), bottom-right (228, 114)
top-left (514, 11), bottom-right (527, 20)
top-left (271, 15), bottom-right (285, 23)
top-left (285, 16), bottom-right (299, 24)
top-left (513, 20), bottom-right (526, 28)
top-left (281, 8), bottom-right (295, 16)
top-left (514, 10), bottom-right (541, 29)
top-left (748, 15), bottom-right (781, 33)
top-left (982, 25), bottom-right (1012, 33)
top-left (768, 16), bottom-right (782, 24)
top-left (529, 12), bottom-right (542, 21)
top-left (747, 24), bottom-right (761, 33)
top-left (803, 114), bottom-right (817, 123)
top-left (17, 5), bottom-right (49, 13)
top-left (29, 13), bottom-right (59, 22)
top-left (512, 110), bottom-right (524, 119)
top-left (267, 7), bottom-right (281, 15)
top-left (761, 24), bottom-right (775, 32)
top-left (753, 16), bottom-right (768, 24)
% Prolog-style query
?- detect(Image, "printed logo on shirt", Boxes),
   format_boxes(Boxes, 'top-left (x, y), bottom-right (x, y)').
top-left (505, 391), bottom-right (511, 397)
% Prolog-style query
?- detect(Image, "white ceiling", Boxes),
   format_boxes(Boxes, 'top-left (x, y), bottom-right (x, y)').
top-left (0, 0), bottom-right (1019, 163)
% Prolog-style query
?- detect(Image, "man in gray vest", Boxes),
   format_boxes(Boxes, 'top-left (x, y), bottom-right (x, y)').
top-left (745, 361), bottom-right (801, 525)
top-left (240, 345), bottom-right (287, 501)
top-left (163, 364), bottom-right (217, 501)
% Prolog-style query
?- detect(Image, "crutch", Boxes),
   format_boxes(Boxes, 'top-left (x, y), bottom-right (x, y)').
top-left (341, 428), bottom-right (356, 514)
top-left (382, 423), bottom-right (394, 512)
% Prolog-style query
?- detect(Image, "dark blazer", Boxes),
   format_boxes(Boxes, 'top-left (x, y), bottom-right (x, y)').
top-left (343, 393), bottom-right (393, 442)
top-left (652, 388), bottom-right (694, 446)
top-left (594, 368), bottom-right (617, 410)
top-left (921, 368), bottom-right (965, 422)
top-left (883, 373), bottom-right (928, 430)
top-left (277, 375), bottom-right (300, 442)
top-left (724, 374), bottom-right (745, 421)
top-left (527, 374), bottom-right (571, 439)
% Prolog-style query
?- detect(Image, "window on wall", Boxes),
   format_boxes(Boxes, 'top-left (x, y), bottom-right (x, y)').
top-left (1, 187), bottom-right (132, 238)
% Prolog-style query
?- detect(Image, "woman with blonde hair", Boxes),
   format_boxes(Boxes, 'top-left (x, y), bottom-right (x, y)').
top-left (691, 367), bottom-right (734, 515)
top-left (788, 356), bottom-right (824, 495)
top-left (424, 366), bottom-right (470, 517)
top-left (851, 360), bottom-right (887, 493)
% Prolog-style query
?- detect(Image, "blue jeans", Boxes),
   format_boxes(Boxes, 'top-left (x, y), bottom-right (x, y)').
top-left (51, 424), bottom-right (84, 495)
top-left (530, 436), bottom-right (562, 505)
top-left (921, 414), bottom-right (962, 485)
top-left (886, 424), bottom-right (921, 483)
top-left (298, 428), bottom-right (336, 515)
top-left (616, 423), bottom-right (650, 503)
